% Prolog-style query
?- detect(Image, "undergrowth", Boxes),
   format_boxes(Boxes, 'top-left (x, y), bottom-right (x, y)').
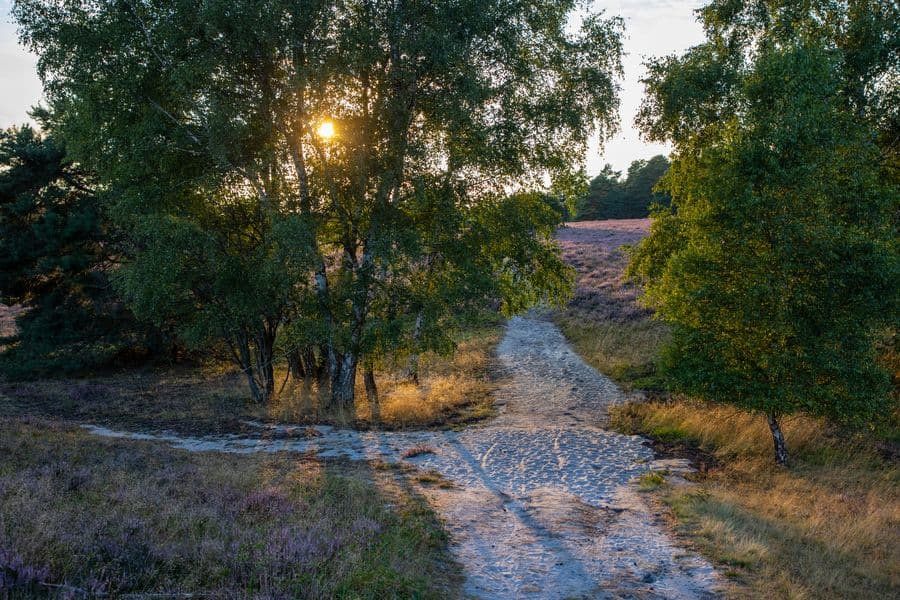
top-left (610, 399), bottom-right (900, 599)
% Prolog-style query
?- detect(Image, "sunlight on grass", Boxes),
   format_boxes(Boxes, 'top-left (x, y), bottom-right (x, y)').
top-left (265, 325), bottom-right (502, 429)
top-left (612, 400), bottom-right (900, 598)
top-left (0, 325), bottom-right (503, 433)
top-left (555, 314), bottom-right (669, 390)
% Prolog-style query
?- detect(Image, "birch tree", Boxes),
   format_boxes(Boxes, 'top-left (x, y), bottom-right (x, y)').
top-left (16, 0), bottom-right (623, 405)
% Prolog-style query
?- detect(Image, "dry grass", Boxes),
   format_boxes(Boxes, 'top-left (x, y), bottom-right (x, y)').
top-left (555, 220), bottom-right (900, 599)
top-left (553, 220), bottom-right (668, 390)
top-left (611, 400), bottom-right (900, 599)
top-left (263, 324), bottom-right (502, 429)
top-left (0, 416), bottom-right (460, 598)
top-left (555, 317), bottom-right (669, 390)
top-left (0, 304), bottom-right (23, 350)
top-left (401, 445), bottom-right (437, 459)
top-left (0, 325), bottom-right (502, 434)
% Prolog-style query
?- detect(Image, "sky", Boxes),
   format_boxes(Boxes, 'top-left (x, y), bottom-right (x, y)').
top-left (0, 0), bottom-right (705, 173)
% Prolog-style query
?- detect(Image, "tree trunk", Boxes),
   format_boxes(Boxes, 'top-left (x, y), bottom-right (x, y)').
top-left (767, 412), bottom-right (789, 466)
top-left (331, 352), bottom-right (358, 408)
top-left (244, 370), bottom-right (263, 403)
top-left (407, 354), bottom-right (420, 385)
top-left (316, 345), bottom-right (330, 385)
top-left (231, 325), bottom-right (277, 404)
top-left (287, 349), bottom-right (305, 379)
top-left (406, 310), bottom-right (424, 384)
top-left (364, 367), bottom-right (379, 422)
top-left (235, 333), bottom-right (265, 403)
top-left (256, 329), bottom-right (276, 402)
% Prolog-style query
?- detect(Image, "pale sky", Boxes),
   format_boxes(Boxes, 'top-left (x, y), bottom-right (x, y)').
top-left (0, 0), bottom-right (705, 173)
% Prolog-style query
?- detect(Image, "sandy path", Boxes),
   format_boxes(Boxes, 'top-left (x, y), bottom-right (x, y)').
top-left (84, 314), bottom-right (721, 599)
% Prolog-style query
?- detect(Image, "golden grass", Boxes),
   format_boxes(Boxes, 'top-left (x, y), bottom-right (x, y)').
top-left (0, 303), bottom-right (23, 351)
top-left (1, 325), bottom-right (503, 433)
top-left (611, 399), bottom-right (900, 599)
top-left (265, 325), bottom-right (502, 429)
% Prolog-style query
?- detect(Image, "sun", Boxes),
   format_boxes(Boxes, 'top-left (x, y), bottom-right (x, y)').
top-left (316, 120), bottom-right (335, 139)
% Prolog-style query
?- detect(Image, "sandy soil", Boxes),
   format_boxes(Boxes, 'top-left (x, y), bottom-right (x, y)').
top-left (84, 312), bottom-right (721, 599)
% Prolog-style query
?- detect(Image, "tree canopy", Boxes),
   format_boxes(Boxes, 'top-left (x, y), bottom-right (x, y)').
top-left (575, 155), bottom-right (670, 220)
top-left (627, 0), bottom-right (899, 464)
top-left (15, 0), bottom-right (624, 404)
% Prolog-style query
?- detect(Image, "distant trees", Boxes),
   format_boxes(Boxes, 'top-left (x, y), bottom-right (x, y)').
top-left (0, 122), bottom-right (161, 376)
top-left (575, 155), bottom-right (670, 220)
top-left (628, 0), bottom-right (899, 465)
top-left (15, 0), bottom-right (623, 406)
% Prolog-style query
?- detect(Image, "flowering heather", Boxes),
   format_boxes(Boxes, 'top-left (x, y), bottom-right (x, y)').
top-left (554, 220), bottom-right (668, 389)
top-left (556, 219), bottom-right (652, 323)
top-left (0, 417), bottom-right (461, 597)
top-left (68, 382), bottom-right (110, 405)
top-left (240, 487), bottom-right (296, 517)
top-left (0, 546), bottom-right (51, 589)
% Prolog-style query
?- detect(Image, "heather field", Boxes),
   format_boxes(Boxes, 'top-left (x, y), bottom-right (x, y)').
top-left (0, 417), bottom-right (461, 597)
top-left (554, 219), bottom-right (669, 390)
top-left (556, 219), bottom-right (651, 323)
top-left (2, 0), bottom-right (896, 595)
top-left (555, 220), bottom-right (900, 599)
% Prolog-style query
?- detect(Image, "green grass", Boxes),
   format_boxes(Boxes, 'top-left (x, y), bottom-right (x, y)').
top-left (554, 220), bottom-right (899, 598)
top-left (0, 416), bottom-right (461, 598)
top-left (637, 470), bottom-right (667, 491)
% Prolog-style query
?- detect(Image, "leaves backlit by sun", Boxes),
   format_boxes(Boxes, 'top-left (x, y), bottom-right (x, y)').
top-left (316, 120), bottom-right (335, 139)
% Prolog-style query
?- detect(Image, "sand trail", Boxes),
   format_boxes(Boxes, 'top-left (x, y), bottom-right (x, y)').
top-left (84, 314), bottom-right (721, 599)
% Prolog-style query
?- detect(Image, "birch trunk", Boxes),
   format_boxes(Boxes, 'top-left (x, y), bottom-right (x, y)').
top-left (767, 412), bottom-right (789, 466)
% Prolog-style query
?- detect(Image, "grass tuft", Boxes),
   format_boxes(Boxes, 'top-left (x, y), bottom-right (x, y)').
top-left (638, 470), bottom-right (667, 491)
top-left (402, 445), bottom-right (437, 459)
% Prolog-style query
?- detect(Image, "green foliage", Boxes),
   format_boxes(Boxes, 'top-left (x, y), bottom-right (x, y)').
top-left (628, 0), bottom-right (899, 459)
top-left (15, 0), bottom-right (622, 404)
top-left (575, 155), bottom-right (670, 220)
top-left (0, 123), bottom-right (157, 377)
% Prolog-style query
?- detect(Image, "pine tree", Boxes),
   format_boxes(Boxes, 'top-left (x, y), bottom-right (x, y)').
top-left (0, 123), bottom-right (153, 376)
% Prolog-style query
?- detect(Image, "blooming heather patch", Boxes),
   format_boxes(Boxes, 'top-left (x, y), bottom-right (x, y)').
top-left (554, 220), bottom-right (669, 389)
top-left (68, 382), bottom-right (110, 405)
top-left (0, 546), bottom-right (51, 589)
top-left (556, 219), bottom-right (652, 323)
top-left (240, 487), bottom-right (296, 518)
top-left (0, 417), bottom-right (461, 597)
